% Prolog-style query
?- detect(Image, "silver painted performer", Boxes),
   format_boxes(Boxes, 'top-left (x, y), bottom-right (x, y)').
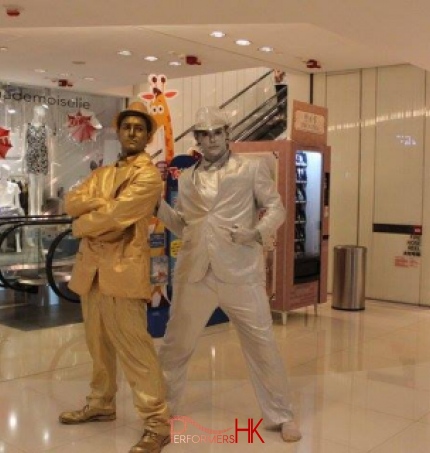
top-left (156, 106), bottom-right (301, 442)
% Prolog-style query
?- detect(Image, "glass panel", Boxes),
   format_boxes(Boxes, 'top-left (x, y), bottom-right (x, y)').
top-left (294, 150), bottom-right (323, 283)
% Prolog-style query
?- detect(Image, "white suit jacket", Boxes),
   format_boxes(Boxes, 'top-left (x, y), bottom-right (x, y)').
top-left (158, 153), bottom-right (286, 284)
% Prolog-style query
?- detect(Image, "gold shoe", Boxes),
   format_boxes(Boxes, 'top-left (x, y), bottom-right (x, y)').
top-left (281, 420), bottom-right (302, 442)
top-left (129, 429), bottom-right (170, 453)
top-left (59, 404), bottom-right (116, 424)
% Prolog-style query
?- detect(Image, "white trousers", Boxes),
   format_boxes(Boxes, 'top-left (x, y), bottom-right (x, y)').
top-left (159, 269), bottom-right (294, 426)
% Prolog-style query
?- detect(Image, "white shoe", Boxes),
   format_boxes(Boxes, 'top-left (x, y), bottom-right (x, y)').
top-left (281, 420), bottom-right (302, 442)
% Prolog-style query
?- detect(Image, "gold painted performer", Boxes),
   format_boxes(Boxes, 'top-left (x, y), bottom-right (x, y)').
top-left (59, 102), bottom-right (170, 453)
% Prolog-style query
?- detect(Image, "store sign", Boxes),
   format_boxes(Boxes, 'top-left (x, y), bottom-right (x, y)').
top-left (0, 87), bottom-right (91, 109)
top-left (294, 110), bottom-right (325, 135)
top-left (291, 100), bottom-right (328, 147)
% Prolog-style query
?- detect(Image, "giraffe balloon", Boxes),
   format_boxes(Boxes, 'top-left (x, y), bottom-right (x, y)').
top-left (139, 74), bottom-right (178, 308)
top-left (139, 74), bottom-right (178, 166)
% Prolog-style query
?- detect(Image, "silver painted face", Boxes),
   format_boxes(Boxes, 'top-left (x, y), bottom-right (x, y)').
top-left (194, 127), bottom-right (229, 163)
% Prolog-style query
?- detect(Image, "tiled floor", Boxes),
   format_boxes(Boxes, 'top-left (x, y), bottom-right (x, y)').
top-left (1, 298), bottom-right (430, 452)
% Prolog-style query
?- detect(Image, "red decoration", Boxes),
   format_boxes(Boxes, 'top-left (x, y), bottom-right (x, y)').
top-left (66, 109), bottom-right (102, 143)
top-left (0, 126), bottom-right (12, 158)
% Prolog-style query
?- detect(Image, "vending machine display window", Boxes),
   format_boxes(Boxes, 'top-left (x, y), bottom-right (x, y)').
top-left (294, 150), bottom-right (322, 284)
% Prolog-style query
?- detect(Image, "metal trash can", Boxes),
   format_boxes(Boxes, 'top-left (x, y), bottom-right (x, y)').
top-left (332, 245), bottom-right (366, 311)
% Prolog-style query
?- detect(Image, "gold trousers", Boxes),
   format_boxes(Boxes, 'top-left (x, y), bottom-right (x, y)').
top-left (81, 281), bottom-right (170, 434)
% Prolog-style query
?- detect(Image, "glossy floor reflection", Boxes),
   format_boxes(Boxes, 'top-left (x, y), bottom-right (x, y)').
top-left (1, 299), bottom-right (430, 452)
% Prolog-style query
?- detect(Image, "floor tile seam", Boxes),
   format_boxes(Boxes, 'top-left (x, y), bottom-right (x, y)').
top-left (348, 400), bottom-right (426, 422)
top-left (0, 437), bottom-right (27, 453)
top-left (416, 413), bottom-right (430, 424)
top-left (40, 423), bottom-right (130, 452)
top-left (366, 419), bottom-right (417, 453)
top-left (355, 347), bottom-right (421, 368)
top-left (0, 360), bottom-right (93, 384)
top-left (334, 400), bottom-right (418, 423)
top-left (206, 402), bottom-right (257, 421)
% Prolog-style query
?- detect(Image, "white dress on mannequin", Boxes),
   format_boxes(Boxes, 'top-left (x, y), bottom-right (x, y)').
top-left (0, 164), bottom-right (23, 252)
top-left (25, 106), bottom-right (49, 216)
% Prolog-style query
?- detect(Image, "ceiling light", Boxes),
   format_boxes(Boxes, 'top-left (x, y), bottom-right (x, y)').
top-left (117, 50), bottom-right (132, 56)
top-left (210, 31), bottom-right (226, 38)
top-left (235, 39), bottom-right (251, 46)
top-left (144, 55), bottom-right (158, 62)
top-left (7, 108), bottom-right (16, 114)
top-left (83, 77), bottom-right (95, 81)
top-left (259, 46), bottom-right (273, 52)
top-left (34, 69), bottom-right (46, 73)
top-left (42, 104), bottom-right (49, 109)
top-left (169, 61), bottom-right (181, 66)
top-left (0, 47), bottom-right (8, 52)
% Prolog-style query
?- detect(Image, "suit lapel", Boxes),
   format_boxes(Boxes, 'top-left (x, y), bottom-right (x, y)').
top-left (210, 154), bottom-right (243, 206)
top-left (111, 166), bottom-right (134, 198)
top-left (185, 165), bottom-right (206, 202)
top-left (109, 153), bottom-right (150, 198)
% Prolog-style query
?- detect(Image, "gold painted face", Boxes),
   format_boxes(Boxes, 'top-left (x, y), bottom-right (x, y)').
top-left (118, 116), bottom-right (150, 157)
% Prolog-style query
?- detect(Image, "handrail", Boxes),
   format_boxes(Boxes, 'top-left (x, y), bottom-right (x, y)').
top-left (231, 89), bottom-right (288, 142)
top-left (230, 91), bottom-right (280, 132)
top-left (45, 228), bottom-right (80, 303)
top-left (232, 108), bottom-right (279, 142)
top-left (0, 214), bottom-right (68, 223)
top-left (219, 69), bottom-right (274, 109)
top-left (0, 218), bottom-right (73, 292)
top-left (174, 69), bottom-right (274, 143)
top-left (0, 222), bottom-right (35, 291)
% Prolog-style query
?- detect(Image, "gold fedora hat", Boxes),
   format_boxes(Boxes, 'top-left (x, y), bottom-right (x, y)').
top-left (115, 101), bottom-right (158, 137)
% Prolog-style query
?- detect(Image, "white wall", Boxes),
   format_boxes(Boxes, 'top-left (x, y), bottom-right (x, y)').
top-left (315, 64), bottom-right (430, 305)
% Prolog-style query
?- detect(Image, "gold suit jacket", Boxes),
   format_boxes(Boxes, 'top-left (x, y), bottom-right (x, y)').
top-left (65, 153), bottom-right (162, 299)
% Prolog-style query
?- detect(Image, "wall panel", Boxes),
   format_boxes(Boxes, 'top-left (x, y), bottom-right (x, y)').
top-left (325, 72), bottom-right (361, 291)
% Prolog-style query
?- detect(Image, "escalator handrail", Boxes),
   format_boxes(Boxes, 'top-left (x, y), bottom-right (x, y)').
top-left (218, 69), bottom-right (274, 109)
top-left (232, 109), bottom-right (279, 142)
top-left (45, 228), bottom-right (80, 303)
top-left (230, 89), bottom-right (285, 133)
top-left (0, 221), bottom-right (36, 291)
top-left (0, 218), bottom-right (73, 292)
top-left (174, 69), bottom-right (274, 143)
top-left (0, 214), bottom-right (69, 224)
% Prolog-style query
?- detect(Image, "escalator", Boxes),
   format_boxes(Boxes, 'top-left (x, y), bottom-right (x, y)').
top-left (230, 85), bottom-right (287, 141)
top-left (174, 69), bottom-right (288, 148)
top-left (0, 215), bottom-right (78, 301)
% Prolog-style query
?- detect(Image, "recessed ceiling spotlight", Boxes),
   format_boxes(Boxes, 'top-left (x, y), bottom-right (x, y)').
top-left (259, 46), bottom-right (273, 52)
top-left (144, 55), bottom-right (158, 62)
top-left (117, 50), bottom-right (132, 56)
top-left (83, 77), bottom-right (95, 81)
top-left (7, 108), bottom-right (16, 114)
top-left (0, 46), bottom-right (8, 52)
top-left (235, 39), bottom-right (251, 46)
top-left (59, 72), bottom-right (70, 77)
top-left (210, 31), bottom-right (226, 38)
top-left (34, 69), bottom-right (46, 73)
top-left (169, 61), bottom-right (181, 66)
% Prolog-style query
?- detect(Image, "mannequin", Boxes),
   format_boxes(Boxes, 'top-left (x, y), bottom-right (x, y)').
top-left (0, 164), bottom-right (23, 252)
top-left (25, 106), bottom-right (49, 216)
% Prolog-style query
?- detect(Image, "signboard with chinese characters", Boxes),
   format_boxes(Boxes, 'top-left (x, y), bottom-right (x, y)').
top-left (291, 100), bottom-right (328, 147)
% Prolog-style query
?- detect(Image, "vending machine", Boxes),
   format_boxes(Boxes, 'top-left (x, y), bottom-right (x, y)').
top-left (231, 101), bottom-right (330, 322)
